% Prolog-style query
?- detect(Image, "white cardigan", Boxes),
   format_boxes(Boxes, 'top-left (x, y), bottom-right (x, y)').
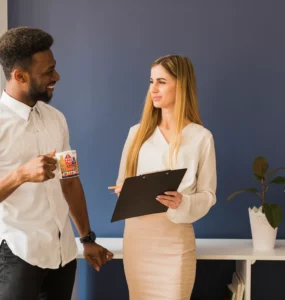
top-left (116, 122), bottom-right (217, 224)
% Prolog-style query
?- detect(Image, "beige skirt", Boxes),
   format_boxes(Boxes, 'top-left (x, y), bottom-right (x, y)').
top-left (123, 212), bottom-right (196, 300)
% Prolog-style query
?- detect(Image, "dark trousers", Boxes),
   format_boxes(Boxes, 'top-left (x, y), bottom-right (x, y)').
top-left (0, 240), bottom-right (77, 300)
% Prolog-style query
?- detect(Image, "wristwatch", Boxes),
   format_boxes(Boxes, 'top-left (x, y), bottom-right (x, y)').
top-left (80, 231), bottom-right (96, 244)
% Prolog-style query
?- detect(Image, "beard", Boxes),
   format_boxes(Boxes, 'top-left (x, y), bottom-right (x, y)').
top-left (28, 81), bottom-right (53, 104)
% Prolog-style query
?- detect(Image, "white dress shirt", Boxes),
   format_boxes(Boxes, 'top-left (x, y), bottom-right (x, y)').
top-left (117, 123), bottom-right (217, 223)
top-left (0, 91), bottom-right (77, 268)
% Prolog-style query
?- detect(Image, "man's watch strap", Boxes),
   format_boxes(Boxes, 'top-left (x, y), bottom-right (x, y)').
top-left (80, 231), bottom-right (96, 244)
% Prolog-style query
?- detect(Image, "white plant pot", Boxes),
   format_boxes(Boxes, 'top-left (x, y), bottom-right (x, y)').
top-left (249, 206), bottom-right (278, 251)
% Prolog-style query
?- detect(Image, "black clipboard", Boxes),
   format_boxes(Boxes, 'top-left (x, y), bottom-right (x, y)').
top-left (111, 168), bottom-right (187, 222)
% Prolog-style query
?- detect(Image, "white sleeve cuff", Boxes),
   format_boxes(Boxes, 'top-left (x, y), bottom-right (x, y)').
top-left (167, 194), bottom-right (192, 224)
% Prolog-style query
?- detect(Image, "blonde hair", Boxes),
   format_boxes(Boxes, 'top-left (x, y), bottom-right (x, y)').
top-left (125, 55), bottom-right (203, 178)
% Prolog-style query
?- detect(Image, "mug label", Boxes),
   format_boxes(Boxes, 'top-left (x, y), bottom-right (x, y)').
top-left (57, 151), bottom-right (79, 179)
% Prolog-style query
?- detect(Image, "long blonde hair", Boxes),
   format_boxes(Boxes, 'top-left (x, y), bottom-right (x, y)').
top-left (125, 55), bottom-right (203, 178)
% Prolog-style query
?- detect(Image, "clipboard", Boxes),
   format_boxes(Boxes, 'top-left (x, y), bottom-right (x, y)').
top-left (111, 168), bottom-right (187, 222)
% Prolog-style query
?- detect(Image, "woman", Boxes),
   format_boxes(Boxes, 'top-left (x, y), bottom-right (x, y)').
top-left (116, 55), bottom-right (217, 300)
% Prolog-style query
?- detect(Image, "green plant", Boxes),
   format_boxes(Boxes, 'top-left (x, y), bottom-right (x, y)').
top-left (227, 156), bottom-right (285, 229)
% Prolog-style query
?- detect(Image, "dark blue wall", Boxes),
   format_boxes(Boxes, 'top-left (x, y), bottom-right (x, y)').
top-left (8, 0), bottom-right (285, 299)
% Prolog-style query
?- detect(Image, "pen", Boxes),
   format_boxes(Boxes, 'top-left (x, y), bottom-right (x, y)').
top-left (108, 186), bottom-right (120, 190)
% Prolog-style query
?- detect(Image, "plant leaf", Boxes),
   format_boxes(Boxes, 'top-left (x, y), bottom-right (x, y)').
top-left (262, 203), bottom-right (283, 229)
top-left (266, 168), bottom-right (285, 180)
top-left (252, 156), bottom-right (268, 177)
top-left (253, 173), bottom-right (263, 181)
top-left (268, 176), bottom-right (285, 185)
top-left (227, 188), bottom-right (260, 201)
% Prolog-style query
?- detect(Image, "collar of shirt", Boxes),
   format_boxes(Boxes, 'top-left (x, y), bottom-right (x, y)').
top-left (0, 91), bottom-right (41, 121)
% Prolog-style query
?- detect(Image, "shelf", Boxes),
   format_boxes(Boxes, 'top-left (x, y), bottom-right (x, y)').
top-left (75, 237), bottom-right (285, 300)
top-left (76, 238), bottom-right (285, 261)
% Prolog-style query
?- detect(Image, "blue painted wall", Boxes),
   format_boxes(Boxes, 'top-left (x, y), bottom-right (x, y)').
top-left (8, 0), bottom-right (285, 299)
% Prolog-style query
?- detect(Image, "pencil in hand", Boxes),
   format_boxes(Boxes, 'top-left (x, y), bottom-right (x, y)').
top-left (108, 186), bottom-right (120, 190)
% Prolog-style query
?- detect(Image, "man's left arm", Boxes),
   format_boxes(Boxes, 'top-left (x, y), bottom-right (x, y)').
top-left (60, 177), bottom-right (113, 271)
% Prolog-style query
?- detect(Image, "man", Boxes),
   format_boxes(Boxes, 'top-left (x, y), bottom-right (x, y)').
top-left (0, 27), bottom-right (113, 300)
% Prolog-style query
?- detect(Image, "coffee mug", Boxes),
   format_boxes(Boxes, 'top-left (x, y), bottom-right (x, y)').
top-left (55, 150), bottom-right (80, 179)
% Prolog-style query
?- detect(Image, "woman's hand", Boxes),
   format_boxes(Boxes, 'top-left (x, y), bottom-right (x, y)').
top-left (156, 191), bottom-right (183, 209)
top-left (114, 186), bottom-right (122, 196)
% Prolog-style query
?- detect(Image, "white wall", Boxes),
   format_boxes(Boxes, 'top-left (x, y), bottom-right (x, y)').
top-left (0, 0), bottom-right (8, 93)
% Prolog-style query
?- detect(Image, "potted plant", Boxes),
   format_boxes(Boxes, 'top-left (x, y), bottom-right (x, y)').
top-left (227, 156), bottom-right (285, 251)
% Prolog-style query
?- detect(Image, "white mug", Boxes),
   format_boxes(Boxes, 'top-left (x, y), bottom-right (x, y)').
top-left (55, 150), bottom-right (80, 179)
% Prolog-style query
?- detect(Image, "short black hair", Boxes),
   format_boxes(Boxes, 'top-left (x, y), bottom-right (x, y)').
top-left (0, 27), bottom-right (53, 80)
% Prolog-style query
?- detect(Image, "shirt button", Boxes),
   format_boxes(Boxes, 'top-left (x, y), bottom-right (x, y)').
top-left (31, 108), bottom-right (33, 112)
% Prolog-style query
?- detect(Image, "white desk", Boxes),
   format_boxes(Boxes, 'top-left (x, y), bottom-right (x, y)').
top-left (75, 238), bottom-right (285, 300)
